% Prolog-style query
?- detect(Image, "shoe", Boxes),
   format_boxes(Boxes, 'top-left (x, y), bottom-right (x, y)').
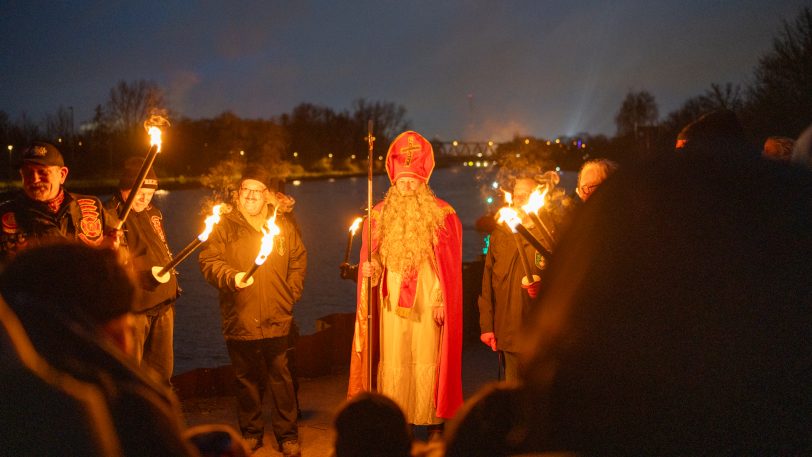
top-left (244, 436), bottom-right (263, 452)
top-left (281, 439), bottom-right (301, 457)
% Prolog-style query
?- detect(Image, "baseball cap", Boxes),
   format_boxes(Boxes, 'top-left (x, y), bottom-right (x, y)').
top-left (19, 141), bottom-right (65, 168)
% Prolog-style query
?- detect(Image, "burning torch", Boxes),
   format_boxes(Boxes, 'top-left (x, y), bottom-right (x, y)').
top-left (497, 206), bottom-right (542, 289)
top-left (521, 187), bottom-right (556, 249)
top-left (344, 217), bottom-right (364, 264)
top-left (235, 209), bottom-right (280, 288)
top-left (117, 115), bottom-right (170, 230)
top-left (152, 204), bottom-right (222, 283)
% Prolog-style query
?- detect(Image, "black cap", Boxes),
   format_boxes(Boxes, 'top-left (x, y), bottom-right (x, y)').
top-left (119, 156), bottom-right (158, 190)
top-left (241, 164), bottom-right (271, 189)
top-left (20, 141), bottom-right (65, 167)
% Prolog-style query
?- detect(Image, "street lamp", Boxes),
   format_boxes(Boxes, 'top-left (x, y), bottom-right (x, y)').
top-left (7, 145), bottom-right (13, 180)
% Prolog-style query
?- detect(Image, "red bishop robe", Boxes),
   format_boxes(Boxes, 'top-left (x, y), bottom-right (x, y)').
top-left (347, 197), bottom-right (463, 419)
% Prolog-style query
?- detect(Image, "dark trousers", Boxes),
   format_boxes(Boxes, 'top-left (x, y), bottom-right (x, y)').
top-left (133, 305), bottom-right (174, 386)
top-left (226, 337), bottom-right (298, 446)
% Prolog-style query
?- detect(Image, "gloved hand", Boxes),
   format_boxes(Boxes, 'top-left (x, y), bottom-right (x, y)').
top-left (522, 275), bottom-right (541, 299)
top-left (480, 332), bottom-right (497, 351)
top-left (524, 281), bottom-right (540, 299)
top-left (339, 262), bottom-right (358, 280)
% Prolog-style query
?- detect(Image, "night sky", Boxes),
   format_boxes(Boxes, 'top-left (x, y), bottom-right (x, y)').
top-left (1, 0), bottom-right (807, 140)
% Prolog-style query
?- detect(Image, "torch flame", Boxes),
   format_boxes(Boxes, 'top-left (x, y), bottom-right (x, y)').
top-left (197, 204), bottom-right (223, 242)
top-left (497, 207), bottom-right (521, 233)
top-left (254, 209), bottom-right (281, 265)
top-left (521, 187), bottom-right (549, 215)
top-left (148, 126), bottom-right (162, 153)
top-left (503, 191), bottom-right (513, 206)
top-left (348, 217), bottom-right (363, 234)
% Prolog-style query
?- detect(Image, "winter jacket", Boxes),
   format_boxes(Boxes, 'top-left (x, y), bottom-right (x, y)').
top-left (0, 191), bottom-right (113, 266)
top-left (477, 223), bottom-right (544, 353)
top-left (104, 195), bottom-right (179, 313)
top-left (198, 205), bottom-right (306, 340)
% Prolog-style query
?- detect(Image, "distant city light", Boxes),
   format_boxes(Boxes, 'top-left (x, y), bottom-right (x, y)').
top-left (351, 154), bottom-right (356, 159)
top-left (555, 166), bottom-right (561, 172)
top-left (524, 138), bottom-right (530, 145)
top-left (546, 141), bottom-right (551, 146)
top-left (468, 161), bottom-right (474, 166)
top-left (486, 196), bottom-right (494, 204)
top-left (293, 151), bottom-right (298, 157)
top-left (515, 153), bottom-right (521, 158)
top-left (491, 181), bottom-right (498, 189)
top-left (463, 161), bottom-right (468, 166)
top-left (328, 153), bottom-right (333, 158)
top-left (453, 140), bottom-right (459, 147)
top-left (378, 155), bottom-right (383, 161)
top-left (292, 180), bottom-right (302, 186)
top-left (475, 161), bottom-right (481, 167)
top-left (488, 141), bottom-right (494, 147)
top-left (555, 139), bottom-right (560, 144)
top-left (483, 161), bottom-right (489, 167)
top-left (476, 152), bottom-right (483, 157)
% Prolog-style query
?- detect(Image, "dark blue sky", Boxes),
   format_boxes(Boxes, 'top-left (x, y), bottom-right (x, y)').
top-left (1, 0), bottom-right (806, 140)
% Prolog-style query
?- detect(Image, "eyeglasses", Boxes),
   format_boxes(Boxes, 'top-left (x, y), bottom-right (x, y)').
top-left (239, 186), bottom-right (267, 197)
top-left (579, 183), bottom-right (599, 195)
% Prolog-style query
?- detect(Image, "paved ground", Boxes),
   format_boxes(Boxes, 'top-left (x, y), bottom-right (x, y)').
top-left (181, 343), bottom-right (498, 456)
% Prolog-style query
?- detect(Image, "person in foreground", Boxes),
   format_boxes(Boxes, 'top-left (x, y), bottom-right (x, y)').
top-left (199, 165), bottom-right (306, 456)
top-left (0, 243), bottom-right (198, 456)
top-left (348, 131), bottom-right (463, 440)
top-left (446, 146), bottom-right (812, 455)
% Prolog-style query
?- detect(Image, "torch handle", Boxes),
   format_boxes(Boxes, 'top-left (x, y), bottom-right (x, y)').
top-left (157, 238), bottom-right (202, 277)
top-left (117, 144), bottom-right (159, 229)
top-left (516, 224), bottom-right (553, 259)
top-left (344, 230), bottom-right (353, 264)
top-left (511, 232), bottom-right (533, 279)
top-left (365, 119), bottom-right (375, 391)
top-left (242, 262), bottom-right (260, 283)
top-left (528, 213), bottom-right (556, 251)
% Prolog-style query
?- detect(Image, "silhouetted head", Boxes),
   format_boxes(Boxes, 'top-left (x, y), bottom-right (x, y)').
top-left (334, 392), bottom-right (412, 457)
top-left (675, 109), bottom-right (757, 159)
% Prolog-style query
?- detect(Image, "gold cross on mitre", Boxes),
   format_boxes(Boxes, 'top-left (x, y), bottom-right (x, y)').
top-left (400, 137), bottom-right (421, 166)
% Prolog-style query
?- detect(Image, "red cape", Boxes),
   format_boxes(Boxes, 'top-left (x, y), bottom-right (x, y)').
top-left (347, 198), bottom-right (463, 419)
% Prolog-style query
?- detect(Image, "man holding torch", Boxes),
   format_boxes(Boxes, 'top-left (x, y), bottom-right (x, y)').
top-left (348, 131), bottom-right (463, 440)
top-left (199, 165), bottom-right (305, 456)
top-left (477, 175), bottom-right (548, 383)
top-left (0, 141), bottom-right (117, 266)
top-left (104, 157), bottom-right (179, 386)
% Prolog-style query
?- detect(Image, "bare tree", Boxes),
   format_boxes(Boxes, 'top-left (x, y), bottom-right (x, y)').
top-left (614, 90), bottom-right (659, 138)
top-left (103, 80), bottom-right (166, 133)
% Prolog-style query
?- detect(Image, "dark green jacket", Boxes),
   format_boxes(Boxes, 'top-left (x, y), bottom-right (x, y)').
top-left (477, 224), bottom-right (545, 353)
top-left (198, 206), bottom-right (306, 340)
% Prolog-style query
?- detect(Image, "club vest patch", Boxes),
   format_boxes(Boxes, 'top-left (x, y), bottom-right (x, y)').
top-left (76, 198), bottom-right (103, 246)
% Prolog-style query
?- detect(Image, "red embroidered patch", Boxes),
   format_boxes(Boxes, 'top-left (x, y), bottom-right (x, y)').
top-left (150, 215), bottom-right (166, 242)
top-left (2, 212), bottom-right (18, 234)
top-left (76, 198), bottom-right (102, 243)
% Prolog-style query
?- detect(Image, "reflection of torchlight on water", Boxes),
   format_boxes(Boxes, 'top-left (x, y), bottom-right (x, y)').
top-left (292, 180), bottom-right (302, 186)
top-left (328, 178), bottom-right (335, 183)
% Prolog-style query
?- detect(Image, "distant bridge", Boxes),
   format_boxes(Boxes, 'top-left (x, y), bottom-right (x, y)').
top-left (433, 141), bottom-right (498, 158)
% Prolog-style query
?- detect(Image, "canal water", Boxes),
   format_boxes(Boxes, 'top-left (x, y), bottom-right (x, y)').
top-left (154, 166), bottom-right (575, 374)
